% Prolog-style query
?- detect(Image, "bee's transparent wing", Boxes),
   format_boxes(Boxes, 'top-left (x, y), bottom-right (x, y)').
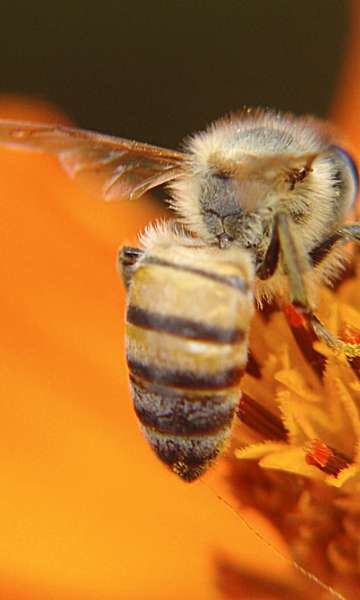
top-left (0, 120), bottom-right (186, 200)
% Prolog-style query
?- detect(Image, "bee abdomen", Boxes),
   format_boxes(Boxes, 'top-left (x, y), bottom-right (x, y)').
top-left (131, 378), bottom-right (238, 480)
top-left (127, 357), bottom-right (243, 480)
top-left (126, 326), bottom-right (244, 480)
top-left (125, 243), bottom-right (254, 480)
top-left (142, 428), bottom-right (233, 481)
top-left (131, 378), bottom-right (237, 435)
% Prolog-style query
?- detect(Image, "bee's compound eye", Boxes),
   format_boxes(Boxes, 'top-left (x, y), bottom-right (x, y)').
top-left (331, 145), bottom-right (359, 207)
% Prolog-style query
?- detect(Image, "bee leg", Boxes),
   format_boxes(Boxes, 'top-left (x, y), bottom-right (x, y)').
top-left (276, 212), bottom-right (311, 309)
top-left (309, 222), bottom-right (360, 266)
top-left (257, 213), bottom-right (325, 337)
top-left (118, 246), bottom-right (144, 289)
top-left (275, 212), bottom-right (342, 350)
top-left (256, 218), bottom-right (280, 280)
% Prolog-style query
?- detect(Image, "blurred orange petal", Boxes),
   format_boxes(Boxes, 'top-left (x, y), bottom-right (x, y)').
top-left (0, 96), bottom-right (287, 599)
top-left (333, 1), bottom-right (360, 162)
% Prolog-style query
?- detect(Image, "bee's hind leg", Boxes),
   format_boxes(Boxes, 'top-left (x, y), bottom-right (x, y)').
top-left (307, 221), bottom-right (360, 357)
top-left (309, 222), bottom-right (360, 266)
top-left (118, 246), bottom-right (144, 289)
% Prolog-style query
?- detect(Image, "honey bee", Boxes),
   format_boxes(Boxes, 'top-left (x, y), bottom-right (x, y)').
top-left (1, 108), bottom-right (359, 480)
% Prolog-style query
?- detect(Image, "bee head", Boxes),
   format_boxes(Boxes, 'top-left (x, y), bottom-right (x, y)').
top-left (169, 108), bottom-right (358, 254)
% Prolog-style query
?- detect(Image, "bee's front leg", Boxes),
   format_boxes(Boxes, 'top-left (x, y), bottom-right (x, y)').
top-left (275, 212), bottom-right (348, 352)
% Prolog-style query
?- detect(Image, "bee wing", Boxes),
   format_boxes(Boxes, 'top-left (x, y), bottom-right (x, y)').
top-left (0, 120), bottom-right (187, 200)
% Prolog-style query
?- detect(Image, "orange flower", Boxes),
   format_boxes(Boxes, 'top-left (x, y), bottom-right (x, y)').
top-left (226, 268), bottom-right (360, 599)
top-left (3, 6), bottom-right (360, 594)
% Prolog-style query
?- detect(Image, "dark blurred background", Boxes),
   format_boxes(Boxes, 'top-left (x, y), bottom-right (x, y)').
top-left (0, 0), bottom-right (350, 147)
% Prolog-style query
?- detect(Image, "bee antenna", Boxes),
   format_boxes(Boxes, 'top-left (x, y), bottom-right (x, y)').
top-left (201, 480), bottom-right (346, 600)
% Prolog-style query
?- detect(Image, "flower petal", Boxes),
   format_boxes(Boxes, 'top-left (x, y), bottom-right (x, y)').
top-left (235, 442), bottom-right (288, 461)
top-left (259, 447), bottom-right (326, 480)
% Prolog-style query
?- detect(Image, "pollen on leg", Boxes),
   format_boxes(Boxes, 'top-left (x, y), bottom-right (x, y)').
top-left (339, 325), bottom-right (360, 377)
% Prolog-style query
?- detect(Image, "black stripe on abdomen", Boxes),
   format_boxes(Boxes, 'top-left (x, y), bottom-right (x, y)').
top-left (131, 377), bottom-right (237, 435)
top-left (127, 304), bottom-right (245, 344)
top-left (144, 256), bottom-right (249, 293)
top-left (127, 357), bottom-right (244, 390)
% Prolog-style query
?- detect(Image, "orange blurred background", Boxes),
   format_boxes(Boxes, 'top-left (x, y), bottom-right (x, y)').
top-left (0, 97), bottom-right (293, 599)
top-left (0, 4), bottom-right (360, 598)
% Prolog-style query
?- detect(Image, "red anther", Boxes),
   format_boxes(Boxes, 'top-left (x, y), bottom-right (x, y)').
top-left (306, 439), bottom-right (333, 468)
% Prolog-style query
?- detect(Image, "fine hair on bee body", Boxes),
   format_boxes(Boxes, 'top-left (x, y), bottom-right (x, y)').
top-left (121, 222), bottom-right (254, 481)
top-left (0, 107), bottom-right (360, 481)
top-left (169, 109), bottom-right (359, 309)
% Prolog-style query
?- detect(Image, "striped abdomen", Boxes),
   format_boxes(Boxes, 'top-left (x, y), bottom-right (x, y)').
top-left (124, 242), bottom-right (254, 481)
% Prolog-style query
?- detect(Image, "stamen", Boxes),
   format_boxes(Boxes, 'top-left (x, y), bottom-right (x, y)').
top-left (283, 305), bottom-right (327, 377)
top-left (340, 326), bottom-right (360, 346)
top-left (341, 326), bottom-right (360, 380)
top-left (305, 439), bottom-right (351, 477)
top-left (237, 393), bottom-right (288, 441)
